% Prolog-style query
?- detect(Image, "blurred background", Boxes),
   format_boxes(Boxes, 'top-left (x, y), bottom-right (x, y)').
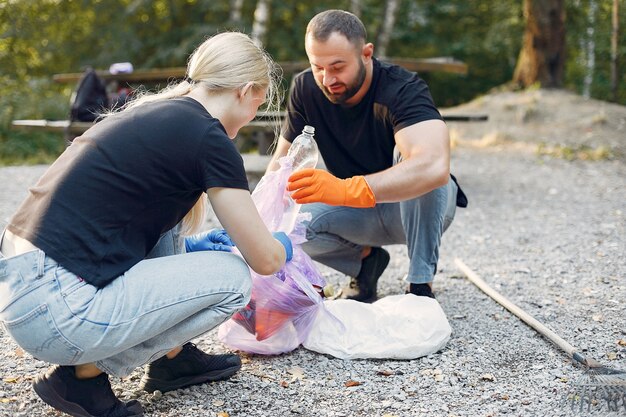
top-left (0, 0), bottom-right (623, 164)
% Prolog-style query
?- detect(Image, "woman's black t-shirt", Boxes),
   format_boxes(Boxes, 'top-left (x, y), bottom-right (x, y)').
top-left (8, 97), bottom-right (248, 287)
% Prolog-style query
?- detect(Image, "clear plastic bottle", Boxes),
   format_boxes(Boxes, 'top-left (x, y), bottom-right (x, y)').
top-left (288, 125), bottom-right (318, 172)
top-left (278, 125), bottom-right (318, 234)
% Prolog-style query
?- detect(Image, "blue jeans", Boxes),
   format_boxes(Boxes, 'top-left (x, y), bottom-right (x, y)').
top-left (0, 228), bottom-right (251, 377)
top-left (301, 152), bottom-right (458, 285)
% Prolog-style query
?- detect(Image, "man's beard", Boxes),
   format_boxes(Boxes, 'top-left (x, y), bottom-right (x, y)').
top-left (318, 60), bottom-right (366, 105)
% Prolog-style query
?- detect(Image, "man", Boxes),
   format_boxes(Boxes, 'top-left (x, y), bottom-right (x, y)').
top-left (268, 9), bottom-right (467, 302)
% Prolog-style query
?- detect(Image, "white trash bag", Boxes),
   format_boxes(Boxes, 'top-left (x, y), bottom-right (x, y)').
top-left (302, 294), bottom-right (451, 360)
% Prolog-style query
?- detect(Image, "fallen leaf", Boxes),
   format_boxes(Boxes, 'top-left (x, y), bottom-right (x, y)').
top-left (280, 380), bottom-right (289, 388)
top-left (344, 380), bottom-right (361, 387)
top-left (607, 352), bottom-right (618, 360)
top-left (480, 373), bottom-right (495, 382)
top-left (3, 377), bottom-right (18, 383)
top-left (212, 400), bottom-right (225, 407)
top-left (217, 413), bottom-right (229, 417)
top-left (617, 339), bottom-right (626, 346)
top-left (377, 370), bottom-right (395, 376)
top-left (287, 366), bottom-right (305, 382)
top-left (250, 370), bottom-right (276, 382)
top-left (592, 314), bottom-right (603, 322)
top-left (501, 394), bottom-right (509, 400)
top-left (1, 398), bottom-right (17, 403)
top-left (14, 348), bottom-right (24, 358)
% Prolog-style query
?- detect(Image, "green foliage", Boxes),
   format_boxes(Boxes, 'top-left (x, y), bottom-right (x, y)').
top-left (0, 0), bottom-right (624, 164)
top-left (389, 1), bottom-right (524, 106)
top-left (0, 75), bottom-right (68, 165)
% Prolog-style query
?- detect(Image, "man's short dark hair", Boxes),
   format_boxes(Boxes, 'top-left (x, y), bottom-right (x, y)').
top-left (306, 10), bottom-right (367, 47)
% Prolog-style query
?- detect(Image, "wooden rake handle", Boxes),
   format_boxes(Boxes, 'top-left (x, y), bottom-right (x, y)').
top-left (454, 258), bottom-right (580, 359)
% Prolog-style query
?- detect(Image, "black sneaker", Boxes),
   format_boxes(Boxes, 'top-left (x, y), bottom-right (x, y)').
top-left (139, 343), bottom-right (241, 393)
top-left (33, 366), bottom-right (143, 417)
top-left (406, 283), bottom-right (436, 299)
top-left (343, 247), bottom-right (390, 303)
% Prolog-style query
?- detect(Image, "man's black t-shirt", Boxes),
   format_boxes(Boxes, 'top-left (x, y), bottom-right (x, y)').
top-left (8, 97), bottom-right (248, 288)
top-left (282, 58), bottom-right (443, 179)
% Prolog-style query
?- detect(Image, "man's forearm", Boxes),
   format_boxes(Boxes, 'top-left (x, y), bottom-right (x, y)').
top-left (365, 155), bottom-right (450, 203)
top-left (368, 119), bottom-right (451, 202)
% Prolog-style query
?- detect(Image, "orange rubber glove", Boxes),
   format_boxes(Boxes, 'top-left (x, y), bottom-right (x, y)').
top-left (287, 168), bottom-right (376, 208)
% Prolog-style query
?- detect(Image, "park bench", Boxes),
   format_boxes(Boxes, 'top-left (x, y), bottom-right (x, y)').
top-left (11, 57), bottom-right (487, 175)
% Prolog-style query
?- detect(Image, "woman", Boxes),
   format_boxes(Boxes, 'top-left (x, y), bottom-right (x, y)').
top-left (0, 32), bottom-right (291, 417)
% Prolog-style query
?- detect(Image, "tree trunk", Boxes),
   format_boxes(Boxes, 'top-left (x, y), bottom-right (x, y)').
top-left (611, 0), bottom-right (619, 102)
top-left (230, 0), bottom-right (244, 25)
top-left (350, 0), bottom-right (362, 18)
top-left (251, 0), bottom-right (271, 46)
top-left (512, 0), bottom-right (566, 88)
top-left (376, 0), bottom-right (400, 59)
top-left (583, 0), bottom-right (597, 98)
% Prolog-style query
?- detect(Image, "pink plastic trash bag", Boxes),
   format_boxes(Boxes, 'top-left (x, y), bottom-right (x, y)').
top-left (231, 248), bottom-right (324, 341)
top-left (218, 135), bottom-right (335, 355)
top-left (218, 247), bottom-right (328, 355)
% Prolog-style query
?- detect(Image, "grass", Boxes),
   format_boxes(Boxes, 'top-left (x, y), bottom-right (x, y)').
top-left (536, 143), bottom-right (615, 161)
top-left (0, 130), bottom-right (65, 166)
top-left (0, 76), bottom-right (71, 166)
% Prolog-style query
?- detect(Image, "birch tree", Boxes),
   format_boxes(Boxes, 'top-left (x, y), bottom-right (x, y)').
top-left (376, 0), bottom-right (401, 58)
top-left (251, 0), bottom-right (271, 46)
top-left (583, 0), bottom-right (597, 98)
top-left (350, 0), bottom-right (362, 18)
top-left (230, 0), bottom-right (244, 25)
top-left (611, 0), bottom-right (619, 102)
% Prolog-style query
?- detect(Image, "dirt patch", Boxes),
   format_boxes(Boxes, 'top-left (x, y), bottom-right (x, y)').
top-left (442, 88), bottom-right (626, 160)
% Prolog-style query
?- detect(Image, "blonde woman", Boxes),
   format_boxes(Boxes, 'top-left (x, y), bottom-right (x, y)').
top-left (0, 32), bottom-right (291, 417)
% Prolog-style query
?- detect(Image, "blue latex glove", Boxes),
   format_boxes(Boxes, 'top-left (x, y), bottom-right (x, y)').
top-left (185, 229), bottom-right (234, 252)
top-left (272, 231), bottom-right (293, 262)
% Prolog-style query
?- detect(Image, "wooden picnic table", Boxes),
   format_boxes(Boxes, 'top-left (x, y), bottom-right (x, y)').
top-left (12, 57), bottom-right (485, 156)
top-left (10, 119), bottom-right (280, 136)
top-left (50, 57), bottom-right (468, 84)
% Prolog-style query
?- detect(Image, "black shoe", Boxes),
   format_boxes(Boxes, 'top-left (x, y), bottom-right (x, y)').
top-left (139, 343), bottom-right (241, 393)
top-left (33, 366), bottom-right (143, 417)
top-left (406, 283), bottom-right (436, 299)
top-left (344, 247), bottom-right (390, 303)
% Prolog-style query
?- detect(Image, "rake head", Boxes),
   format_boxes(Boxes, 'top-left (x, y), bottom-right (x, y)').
top-left (569, 360), bottom-right (626, 413)
top-left (452, 259), bottom-right (625, 414)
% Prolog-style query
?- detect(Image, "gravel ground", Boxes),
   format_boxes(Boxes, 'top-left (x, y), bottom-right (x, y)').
top-left (0, 143), bottom-right (624, 417)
